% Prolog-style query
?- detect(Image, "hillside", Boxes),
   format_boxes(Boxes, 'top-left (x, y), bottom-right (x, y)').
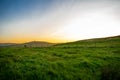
top-left (54, 35), bottom-right (120, 47)
top-left (0, 36), bottom-right (120, 80)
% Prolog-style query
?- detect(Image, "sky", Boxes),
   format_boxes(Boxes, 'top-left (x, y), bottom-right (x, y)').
top-left (0, 0), bottom-right (120, 43)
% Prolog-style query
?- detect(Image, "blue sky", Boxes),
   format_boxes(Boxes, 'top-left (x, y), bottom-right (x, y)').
top-left (0, 0), bottom-right (120, 43)
top-left (0, 0), bottom-right (54, 21)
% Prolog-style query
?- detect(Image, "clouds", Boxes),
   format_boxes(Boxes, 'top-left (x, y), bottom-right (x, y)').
top-left (50, 0), bottom-right (120, 40)
top-left (0, 0), bottom-right (120, 43)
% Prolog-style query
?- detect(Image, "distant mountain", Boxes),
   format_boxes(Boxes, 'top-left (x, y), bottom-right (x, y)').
top-left (0, 43), bottom-right (17, 47)
top-left (0, 41), bottom-right (55, 47)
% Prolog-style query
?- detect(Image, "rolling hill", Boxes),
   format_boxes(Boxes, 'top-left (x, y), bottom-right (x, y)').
top-left (0, 36), bottom-right (120, 80)
top-left (54, 35), bottom-right (120, 47)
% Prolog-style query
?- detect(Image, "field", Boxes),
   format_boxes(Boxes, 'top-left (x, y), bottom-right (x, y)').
top-left (0, 36), bottom-right (120, 80)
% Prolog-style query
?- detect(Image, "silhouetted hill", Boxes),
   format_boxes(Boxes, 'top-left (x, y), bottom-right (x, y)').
top-left (23, 41), bottom-right (54, 47)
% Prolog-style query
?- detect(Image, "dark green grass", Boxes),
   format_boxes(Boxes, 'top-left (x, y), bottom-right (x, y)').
top-left (0, 36), bottom-right (120, 80)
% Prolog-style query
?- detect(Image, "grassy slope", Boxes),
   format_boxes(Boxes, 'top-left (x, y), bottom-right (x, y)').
top-left (0, 36), bottom-right (120, 80)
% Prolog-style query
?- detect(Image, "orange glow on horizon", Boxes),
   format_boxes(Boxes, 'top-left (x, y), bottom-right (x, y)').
top-left (0, 37), bottom-right (73, 43)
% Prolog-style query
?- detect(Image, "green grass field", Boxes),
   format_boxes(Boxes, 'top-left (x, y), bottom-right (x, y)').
top-left (0, 36), bottom-right (120, 80)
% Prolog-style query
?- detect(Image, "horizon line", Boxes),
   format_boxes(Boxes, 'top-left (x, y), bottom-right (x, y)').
top-left (0, 35), bottom-right (119, 44)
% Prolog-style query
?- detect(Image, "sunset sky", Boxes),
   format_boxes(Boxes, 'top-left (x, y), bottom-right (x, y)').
top-left (0, 0), bottom-right (120, 43)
